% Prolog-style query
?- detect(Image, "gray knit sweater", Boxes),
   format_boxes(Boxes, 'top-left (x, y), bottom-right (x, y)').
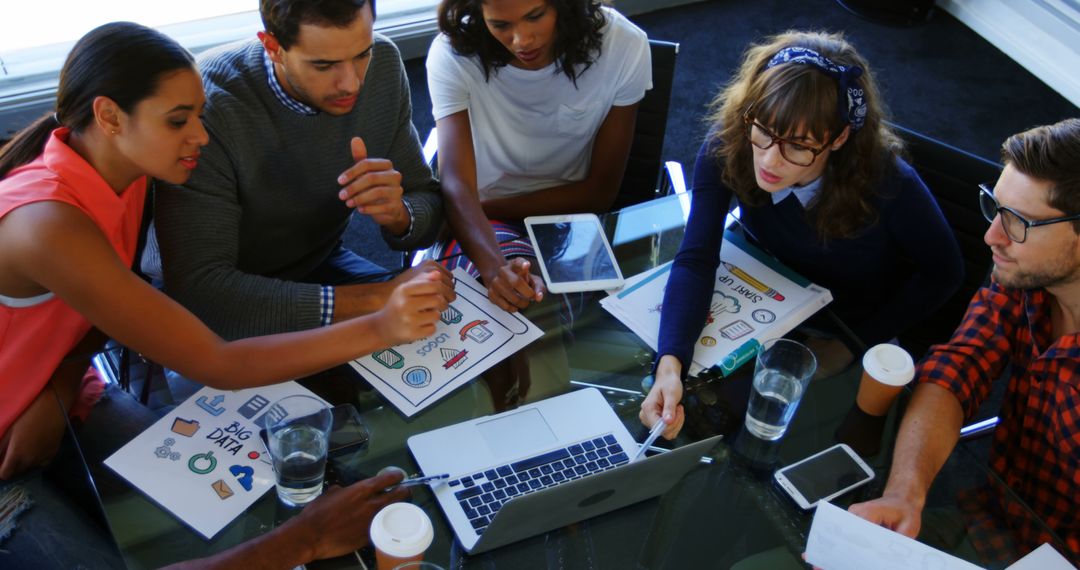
top-left (145, 36), bottom-right (442, 340)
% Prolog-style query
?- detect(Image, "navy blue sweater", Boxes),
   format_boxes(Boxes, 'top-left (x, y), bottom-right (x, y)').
top-left (656, 139), bottom-right (963, 374)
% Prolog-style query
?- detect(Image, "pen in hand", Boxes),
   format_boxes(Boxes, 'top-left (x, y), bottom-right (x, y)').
top-left (633, 419), bottom-right (667, 462)
top-left (398, 473), bottom-right (450, 487)
top-left (378, 466), bottom-right (450, 492)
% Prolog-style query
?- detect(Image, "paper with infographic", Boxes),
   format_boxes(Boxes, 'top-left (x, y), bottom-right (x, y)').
top-left (601, 231), bottom-right (832, 376)
top-left (105, 382), bottom-right (325, 539)
top-left (349, 269), bottom-right (543, 417)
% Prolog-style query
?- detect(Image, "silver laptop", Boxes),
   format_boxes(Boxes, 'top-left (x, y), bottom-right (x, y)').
top-left (407, 387), bottom-right (722, 553)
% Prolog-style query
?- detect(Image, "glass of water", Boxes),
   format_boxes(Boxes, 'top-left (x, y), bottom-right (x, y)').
top-left (266, 395), bottom-right (332, 506)
top-left (745, 338), bottom-right (817, 441)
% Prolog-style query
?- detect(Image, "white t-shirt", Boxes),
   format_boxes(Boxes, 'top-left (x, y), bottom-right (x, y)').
top-left (427, 7), bottom-right (652, 199)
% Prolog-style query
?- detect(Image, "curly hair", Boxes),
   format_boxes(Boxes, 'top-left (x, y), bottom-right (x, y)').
top-left (706, 30), bottom-right (905, 241)
top-left (260, 0), bottom-right (375, 50)
top-left (436, 0), bottom-right (606, 84)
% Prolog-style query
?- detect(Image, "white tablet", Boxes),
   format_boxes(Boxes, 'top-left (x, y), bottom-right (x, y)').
top-left (524, 214), bottom-right (624, 294)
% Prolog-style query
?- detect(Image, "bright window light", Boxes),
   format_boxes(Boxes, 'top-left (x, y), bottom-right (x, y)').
top-left (0, 0), bottom-right (438, 55)
top-left (1, 2), bottom-right (254, 53)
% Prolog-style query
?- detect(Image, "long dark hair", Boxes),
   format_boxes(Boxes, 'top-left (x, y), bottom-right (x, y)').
top-left (0, 22), bottom-right (195, 180)
top-left (437, 0), bottom-right (606, 84)
top-left (708, 30), bottom-right (904, 240)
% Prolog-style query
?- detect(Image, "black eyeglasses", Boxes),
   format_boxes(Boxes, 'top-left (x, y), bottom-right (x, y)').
top-left (978, 183), bottom-right (1080, 243)
top-left (742, 111), bottom-right (836, 167)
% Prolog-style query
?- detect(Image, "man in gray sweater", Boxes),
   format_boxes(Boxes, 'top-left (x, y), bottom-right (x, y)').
top-left (147, 0), bottom-right (452, 339)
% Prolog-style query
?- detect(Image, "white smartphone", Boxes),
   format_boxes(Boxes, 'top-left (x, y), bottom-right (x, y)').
top-left (523, 213), bottom-right (624, 294)
top-left (773, 443), bottom-right (875, 510)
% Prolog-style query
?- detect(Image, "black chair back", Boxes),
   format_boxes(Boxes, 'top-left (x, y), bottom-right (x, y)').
top-left (612, 40), bottom-right (679, 210)
top-left (891, 123), bottom-right (1002, 358)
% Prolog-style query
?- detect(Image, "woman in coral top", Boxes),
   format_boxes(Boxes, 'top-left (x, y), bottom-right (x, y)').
top-left (0, 22), bottom-right (448, 480)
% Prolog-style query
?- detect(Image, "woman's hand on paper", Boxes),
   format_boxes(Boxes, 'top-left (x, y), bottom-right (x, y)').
top-left (486, 257), bottom-right (544, 313)
top-left (639, 355), bottom-right (686, 440)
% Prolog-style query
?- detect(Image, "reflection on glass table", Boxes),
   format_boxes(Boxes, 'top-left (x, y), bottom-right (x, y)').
top-left (47, 192), bottom-right (1061, 569)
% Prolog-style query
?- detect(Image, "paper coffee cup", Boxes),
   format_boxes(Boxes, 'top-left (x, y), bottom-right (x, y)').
top-left (856, 344), bottom-right (915, 416)
top-left (371, 503), bottom-right (434, 570)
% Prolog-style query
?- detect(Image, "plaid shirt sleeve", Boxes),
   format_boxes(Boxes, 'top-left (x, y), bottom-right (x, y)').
top-left (916, 282), bottom-right (1021, 419)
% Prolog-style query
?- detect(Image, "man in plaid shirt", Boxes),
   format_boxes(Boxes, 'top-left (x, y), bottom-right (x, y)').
top-left (850, 118), bottom-right (1080, 564)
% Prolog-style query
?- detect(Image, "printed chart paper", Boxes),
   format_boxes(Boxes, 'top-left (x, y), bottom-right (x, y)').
top-left (601, 232), bottom-right (831, 376)
top-left (105, 382), bottom-right (326, 539)
top-left (806, 501), bottom-right (982, 570)
top-left (350, 269), bottom-right (544, 417)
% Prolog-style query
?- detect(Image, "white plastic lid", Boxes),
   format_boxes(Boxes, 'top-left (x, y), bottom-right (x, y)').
top-left (861, 343), bottom-right (915, 387)
top-left (369, 503), bottom-right (434, 558)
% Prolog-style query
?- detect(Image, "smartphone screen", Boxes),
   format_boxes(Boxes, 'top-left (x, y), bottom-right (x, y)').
top-left (776, 445), bottom-right (873, 507)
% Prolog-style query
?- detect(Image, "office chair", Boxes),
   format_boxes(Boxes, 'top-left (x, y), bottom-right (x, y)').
top-left (612, 39), bottom-right (680, 210)
top-left (890, 123), bottom-right (1001, 360)
top-left (888, 124), bottom-right (1004, 440)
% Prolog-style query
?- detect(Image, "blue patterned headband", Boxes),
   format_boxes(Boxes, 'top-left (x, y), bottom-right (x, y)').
top-left (764, 46), bottom-right (867, 132)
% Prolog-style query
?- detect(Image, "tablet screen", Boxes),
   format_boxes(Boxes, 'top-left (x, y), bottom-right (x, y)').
top-left (530, 221), bottom-right (619, 284)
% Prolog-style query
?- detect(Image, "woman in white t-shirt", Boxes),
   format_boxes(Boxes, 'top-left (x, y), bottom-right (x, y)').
top-left (428, 0), bottom-right (651, 312)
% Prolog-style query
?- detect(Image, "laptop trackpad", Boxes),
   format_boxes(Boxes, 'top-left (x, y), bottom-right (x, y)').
top-left (477, 408), bottom-right (558, 459)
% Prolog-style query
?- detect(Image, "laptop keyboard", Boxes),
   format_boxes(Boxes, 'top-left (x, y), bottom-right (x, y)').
top-left (448, 434), bottom-right (629, 535)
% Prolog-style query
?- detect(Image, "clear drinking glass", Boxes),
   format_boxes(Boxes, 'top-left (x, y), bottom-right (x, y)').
top-left (266, 395), bottom-right (332, 506)
top-left (745, 338), bottom-right (817, 441)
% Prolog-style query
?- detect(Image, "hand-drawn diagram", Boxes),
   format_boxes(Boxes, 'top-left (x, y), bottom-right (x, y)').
top-left (402, 366), bottom-right (432, 388)
top-left (706, 291), bottom-right (741, 324)
top-left (211, 479), bottom-right (234, 500)
top-left (752, 309), bottom-right (776, 324)
top-left (441, 305), bottom-right (463, 325)
top-left (440, 348), bottom-right (467, 369)
top-left (171, 417), bottom-right (200, 437)
top-left (460, 319), bottom-right (493, 342)
top-left (188, 451), bottom-right (218, 475)
top-left (237, 395), bottom-right (269, 419)
top-left (373, 349), bottom-right (404, 369)
top-left (720, 320), bottom-right (754, 341)
top-left (196, 395), bottom-right (226, 416)
top-left (155, 438), bottom-right (182, 461)
top-left (350, 270), bottom-right (543, 417)
top-left (228, 465), bottom-right (255, 491)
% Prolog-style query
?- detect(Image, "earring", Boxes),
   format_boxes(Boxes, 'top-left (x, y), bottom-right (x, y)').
top-left (111, 129), bottom-right (119, 135)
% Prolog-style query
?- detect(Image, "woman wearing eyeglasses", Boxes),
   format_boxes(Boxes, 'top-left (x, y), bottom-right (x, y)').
top-left (640, 30), bottom-right (963, 439)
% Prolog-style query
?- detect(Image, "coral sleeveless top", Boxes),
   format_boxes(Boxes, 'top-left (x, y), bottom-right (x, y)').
top-left (0, 128), bottom-right (146, 439)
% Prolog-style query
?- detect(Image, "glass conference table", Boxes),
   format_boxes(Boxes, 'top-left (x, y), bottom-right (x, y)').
top-left (68, 192), bottom-right (1067, 569)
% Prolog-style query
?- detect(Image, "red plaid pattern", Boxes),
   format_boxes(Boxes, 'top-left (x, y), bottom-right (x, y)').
top-left (919, 282), bottom-right (1080, 563)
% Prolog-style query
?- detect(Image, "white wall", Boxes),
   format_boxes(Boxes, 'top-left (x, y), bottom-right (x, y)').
top-left (939, 0), bottom-right (1080, 108)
